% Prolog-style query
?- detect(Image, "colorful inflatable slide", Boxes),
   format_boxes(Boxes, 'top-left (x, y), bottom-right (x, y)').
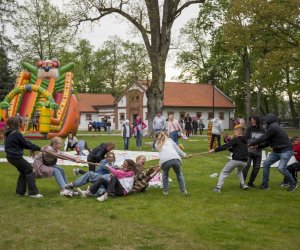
top-left (0, 59), bottom-right (80, 139)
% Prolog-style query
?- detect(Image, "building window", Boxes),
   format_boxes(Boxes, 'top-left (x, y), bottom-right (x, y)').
top-left (219, 112), bottom-right (224, 120)
top-left (196, 112), bottom-right (202, 118)
top-left (136, 96), bottom-right (139, 101)
top-left (86, 114), bottom-right (92, 121)
top-left (119, 113), bottom-right (125, 120)
top-left (208, 112), bottom-right (213, 120)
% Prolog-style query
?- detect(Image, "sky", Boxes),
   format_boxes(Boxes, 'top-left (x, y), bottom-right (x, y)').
top-left (15, 0), bottom-right (201, 81)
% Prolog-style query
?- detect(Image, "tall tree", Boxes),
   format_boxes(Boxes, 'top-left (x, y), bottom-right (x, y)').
top-left (13, 0), bottom-right (74, 60)
top-left (69, 0), bottom-right (205, 133)
top-left (0, 0), bottom-right (17, 47)
top-left (0, 47), bottom-right (14, 101)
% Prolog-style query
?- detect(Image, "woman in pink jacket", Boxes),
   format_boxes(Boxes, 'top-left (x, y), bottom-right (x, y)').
top-left (132, 115), bottom-right (147, 150)
top-left (78, 159), bottom-right (138, 202)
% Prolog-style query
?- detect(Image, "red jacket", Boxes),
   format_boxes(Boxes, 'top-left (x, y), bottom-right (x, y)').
top-left (294, 142), bottom-right (300, 162)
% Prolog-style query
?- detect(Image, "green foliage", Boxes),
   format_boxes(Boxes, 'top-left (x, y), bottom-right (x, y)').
top-left (13, 0), bottom-right (75, 60)
top-left (0, 134), bottom-right (300, 249)
top-left (0, 47), bottom-right (14, 100)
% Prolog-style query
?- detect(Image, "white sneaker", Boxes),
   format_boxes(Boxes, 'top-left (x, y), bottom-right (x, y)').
top-left (242, 185), bottom-right (249, 190)
top-left (29, 193), bottom-right (43, 198)
top-left (97, 193), bottom-right (108, 202)
top-left (60, 189), bottom-right (73, 197)
top-left (77, 188), bottom-right (91, 198)
top-left (73, 168), bottom-right (79, 176)
top-left (163, 191), bottom-right (169, 196)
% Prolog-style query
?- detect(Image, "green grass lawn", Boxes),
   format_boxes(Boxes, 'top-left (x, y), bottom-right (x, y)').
top-left (1, 134), bottom-right (300, 249)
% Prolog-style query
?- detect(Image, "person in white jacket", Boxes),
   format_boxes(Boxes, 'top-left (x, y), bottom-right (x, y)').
top-left (155, 131), bottom-right (188, 195)
top-left (210, 116), bottom-right (224, 150)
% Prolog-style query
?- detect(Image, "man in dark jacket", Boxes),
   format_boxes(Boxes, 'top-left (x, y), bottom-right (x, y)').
top-left (209, 126), bottom-right (249, 193)
top-left (87, 142), bottom-right (115, 172)
top-left (243, 116), bottom-right (265, 188)
top-left (248, 113), bottom-right (297, 191)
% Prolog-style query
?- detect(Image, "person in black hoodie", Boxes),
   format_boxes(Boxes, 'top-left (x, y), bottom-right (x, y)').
top-left (243, 116), bottom-right (265, 188)
top-left (248, 113), bottom-right (297, 191)
top-left (87, 142), bottom-right (115, 172)
top-left (4, 117), bottom-right (43, 198)
top-left (209, 126), bottom-right (249, 193)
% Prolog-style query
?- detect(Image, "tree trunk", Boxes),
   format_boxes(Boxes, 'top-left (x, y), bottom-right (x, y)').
top-left (242, 47), bottom-right (251, 124)
top-left (285, 66), bottom-right (298, 127)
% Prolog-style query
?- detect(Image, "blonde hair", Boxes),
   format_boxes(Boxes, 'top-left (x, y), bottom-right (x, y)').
top-left (156, 131), bottom-right (168, 151)
top-left (168, 114), bottom-right (174, 121)
top-left (105, 151), bottom-right (116, 162)
top-left (234, 127), bottom-right (245, 136)
top-left (50, 136), bottom-right (62, 146)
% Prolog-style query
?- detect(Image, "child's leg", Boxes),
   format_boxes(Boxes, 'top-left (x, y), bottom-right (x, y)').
top-left (107, 176), bottom-right (124, 196)
top-left (52, 168), bottom-right (67, 190)
top-left (89, 178), bottom-right (109, 194)
top-left (236, 162), bottom-right (247, 186)
top-left (171, 159), bottom-right (187, 193)
top-left (248, 154), bottom-right (262, 185)
top-left (52, 165), bottom-right (68, 183)
top-left (216, 160), bottom-right (237, 189)
top-left (7, 157), bottom-right (39, 195)
top-left (161, 161), bottom-right (172, 193)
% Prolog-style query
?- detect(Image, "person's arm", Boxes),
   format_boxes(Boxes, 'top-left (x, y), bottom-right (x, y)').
top-left (17, 133), bottom-right (41, 151)
top-left (210, 138), bottom-right (237, 153)
top-left (152, 118), bottom-right (156, 130)
top-left (249, 127), bottom-right (276, 146)
top-left (107, 166), bottom-right (134, 178)
top-left (142, 121), bottom-right (147, 129)
top-left (170, 139), bottom-right (187, 158)
top-left (162, 118), bottom-right (167, 130)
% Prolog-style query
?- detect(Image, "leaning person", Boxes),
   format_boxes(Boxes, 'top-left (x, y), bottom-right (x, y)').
top-left (33, 137), bottom-right (84, 197)
top-left (4, 117), bottom-right (43, 198)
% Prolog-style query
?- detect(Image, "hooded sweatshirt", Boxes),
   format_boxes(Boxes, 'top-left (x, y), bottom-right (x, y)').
top-left (212, 117), bottom-right (223, 135)
top-left (215, 136), bottom-right (248, 162)
top-left (248, 113), bottom-right (293, 153)
top-left (5, 128), bottom-right (41, 159)
top-left (245, 116), bottom-right (265, 155)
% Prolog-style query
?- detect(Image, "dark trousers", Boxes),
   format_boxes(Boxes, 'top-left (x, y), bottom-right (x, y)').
top-left (243, 152), bottom-right (262, 185)
top-left (87, 156), bottom-right (96, 172)
top-left (89, 176), bottom-right (125, 196)
top-left (7, 157), bottom-right (39, 195)
top-left (283, 162), bottom-right (300, 184)
top-left (124, 137), bottom-right (130, 150)
top-left (210, 134), bottom-right (221, 149)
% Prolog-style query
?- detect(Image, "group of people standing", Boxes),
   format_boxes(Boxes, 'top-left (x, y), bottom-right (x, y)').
top-left (210, 113), bottom-right (299, 193)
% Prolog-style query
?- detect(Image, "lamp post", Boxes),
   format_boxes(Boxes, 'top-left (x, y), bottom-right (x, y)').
top-left (208, 79), bottom-right (215, 119)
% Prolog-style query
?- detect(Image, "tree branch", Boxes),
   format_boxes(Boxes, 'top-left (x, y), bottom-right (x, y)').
top-left (173, 0), bottom-right (205, 21)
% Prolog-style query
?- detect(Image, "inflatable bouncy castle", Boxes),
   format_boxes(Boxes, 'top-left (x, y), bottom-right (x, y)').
top-left (0, 59), bottom-right (80, 139)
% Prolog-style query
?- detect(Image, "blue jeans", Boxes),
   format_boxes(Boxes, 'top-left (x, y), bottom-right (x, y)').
top-left (74, 171), bottom-right (100, 187)
top-left (52, 165), bottom-right (68, 190)
top-left (161, 159), bottom-right (186, 193)
top-left (135, 132), bottom-right (142, 148)
top-left (262, 150), bottom-right (295, 187)
top-left (169, 131), bottom-right (179, 145)
top-left (124, 137), bottom-right (130, 150)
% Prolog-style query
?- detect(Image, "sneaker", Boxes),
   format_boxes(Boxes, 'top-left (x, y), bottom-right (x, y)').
top-left (97, 193), bottom-right (109, 202)
top-left (212, 187), bottom-right (221, 193)
top-left (280, 183), bottom-right (290, 188)
top-left (287, 184), bottom-right (298, 192)
top-left (163, 191), bottom-right (169, 196)
top-left (16, 193), bottom-right (26, 197)
top-left (60, 189), bottom-right (73, 197)
top-left (65, 182), bottom-right (75, 189)
top-left (73, 168), bottom-right (79, 176)
top-left (182, 191), bottom-right (188, 195)
top-left (242, 185), bottom-right (249, 190)
top-left (29, 193), bottom-right (43, 198)
top-left (77, 188), bottom-right (91, 198)
top-left (248, 183), bottom-right (257, 188)
top-left (259, 185), bottom-right (270, 190)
